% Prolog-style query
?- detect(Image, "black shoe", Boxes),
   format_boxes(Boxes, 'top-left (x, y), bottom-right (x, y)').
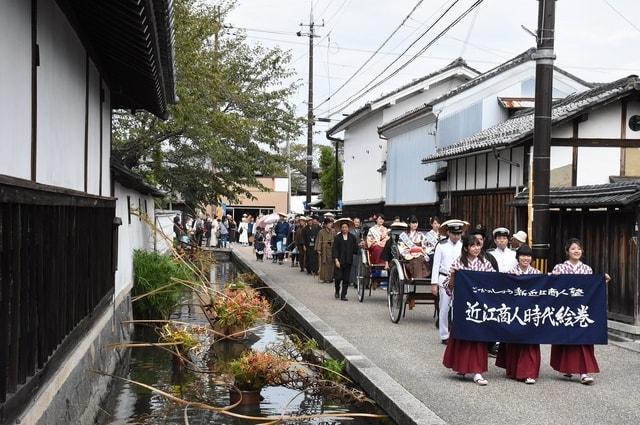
top-left (441, 339), bottom-right (448, 345)
top-left (335, 292), bottom-right (340, 299)
top-left (340, 297), bottom-right (348, 301)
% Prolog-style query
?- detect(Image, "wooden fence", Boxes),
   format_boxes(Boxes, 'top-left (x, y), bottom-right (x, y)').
top-left (450, 189), bottom-right (517, 231)
top-left (0, 176), bottom-right (116, 421)
top-left (544, 208), bottom-right (639, 324)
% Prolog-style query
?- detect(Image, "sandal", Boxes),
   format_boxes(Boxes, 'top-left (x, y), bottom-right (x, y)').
top-left (563, 373), bottom-right (573, 378)
top-left (473, 375), bottom-right (488, 386)
top-left (580, 375), bottom-right (594, 385)
top-left (524, 378), bottom-right (536, 385)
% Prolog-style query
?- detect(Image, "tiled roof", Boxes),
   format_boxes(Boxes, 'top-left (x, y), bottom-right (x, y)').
top-left (327, 58), bottom-right (479, 135)
top-left (423, 75), bottom-right (640, 163)
top-left (381, 48), bottom-right (597, 134)
top-left (511, 181), bottom-right (640, 207)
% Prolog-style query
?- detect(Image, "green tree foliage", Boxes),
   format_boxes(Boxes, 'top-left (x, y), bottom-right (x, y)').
top-left (319, 145), bottom-right (343, 209)
top-left (112, 0), bottom-right (302, 209)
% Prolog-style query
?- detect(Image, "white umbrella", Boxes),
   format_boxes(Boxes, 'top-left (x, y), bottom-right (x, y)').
top-left (256, 212), bottom-right (279, 229)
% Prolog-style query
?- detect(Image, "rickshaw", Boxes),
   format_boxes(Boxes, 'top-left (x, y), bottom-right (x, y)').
top-left (356, 222), bottom-right (439, 323)
top-left (355, 220), bottom-right (388, 302)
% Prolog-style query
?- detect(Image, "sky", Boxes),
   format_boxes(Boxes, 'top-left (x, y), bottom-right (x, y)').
top-left (226, 0), bottom-right (640, 145)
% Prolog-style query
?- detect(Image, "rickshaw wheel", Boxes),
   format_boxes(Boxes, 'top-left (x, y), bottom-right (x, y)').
top-left (357, 264), bottom-right (370, 303)
top-left (388, 265), bottom-right (404, 323)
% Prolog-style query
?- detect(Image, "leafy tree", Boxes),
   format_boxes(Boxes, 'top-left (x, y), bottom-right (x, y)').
top-left (319, 144), bottom-right (343, 209)
top-left (112, 0), bottom-right (302, 209)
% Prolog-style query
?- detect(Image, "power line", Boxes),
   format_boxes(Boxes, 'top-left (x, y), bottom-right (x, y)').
top-left (321, 0), bottom-right (464, 116)
top-left (314, 0), bottom-right (426, 110)
top-left (323, 0), bottom-right (485, 117)
top-left (602, 0), bottom-right (640, 33)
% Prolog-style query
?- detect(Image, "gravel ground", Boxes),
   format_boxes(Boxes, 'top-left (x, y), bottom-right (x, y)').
top-left (235, 247), bottom-right (640, 425)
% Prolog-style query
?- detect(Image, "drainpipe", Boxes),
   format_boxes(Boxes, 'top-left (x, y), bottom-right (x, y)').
top-left (493, 147), bottom-right (522, 232)
top-left (326, 133), bottom-right (343, 210)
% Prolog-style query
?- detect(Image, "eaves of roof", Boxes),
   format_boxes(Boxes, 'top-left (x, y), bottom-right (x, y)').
top-left (511, 182), bottom-right (640, 208)
top-left (111, 158), bottom-right (165, 197)
top-left (422, 75), bottom-right (640, 163)
top-left (327, 58), bottom-right (480, 136)
top-left (56, 0), bottom-right (177, 119)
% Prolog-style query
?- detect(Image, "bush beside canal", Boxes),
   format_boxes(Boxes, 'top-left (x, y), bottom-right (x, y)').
top-left (132, 250), bottom-right (192, 319)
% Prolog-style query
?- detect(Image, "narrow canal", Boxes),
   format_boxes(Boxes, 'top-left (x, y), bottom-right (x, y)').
top-left (99, 260), bottom-right (394, 424)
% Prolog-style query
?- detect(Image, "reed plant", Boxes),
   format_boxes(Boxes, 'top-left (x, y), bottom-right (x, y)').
top-left (132, 250), bottom-right (192, 319)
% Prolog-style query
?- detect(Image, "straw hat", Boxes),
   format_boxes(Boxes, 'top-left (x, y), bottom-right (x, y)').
top-left (390, 221), bottom-right (408, 230)
top-left (439, 219), bottom-right (469, 236)
top-left (333, 217), bottom-right (355, 229)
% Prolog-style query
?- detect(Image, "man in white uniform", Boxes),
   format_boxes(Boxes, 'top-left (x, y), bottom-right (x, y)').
top-left (431, 219), bottom-right (465, 344)
top-left (488, 227), bottom-right (517, 272)
top-left (486, 227), bottom-right (517, 356)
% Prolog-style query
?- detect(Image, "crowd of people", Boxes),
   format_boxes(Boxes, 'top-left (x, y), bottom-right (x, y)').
top-left (244, 212), bottom-right (611, 389)
top-left (172, 212), bottom-right (257, 249)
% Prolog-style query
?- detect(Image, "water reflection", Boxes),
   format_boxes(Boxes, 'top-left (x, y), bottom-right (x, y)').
top-left (100, 261), bottom-right (394, 425)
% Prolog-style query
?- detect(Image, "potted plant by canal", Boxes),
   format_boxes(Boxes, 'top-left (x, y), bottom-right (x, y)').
top-left (228, 350), bottom-right (290, 406)
top-left (204, 280), bottom-right (270, 340)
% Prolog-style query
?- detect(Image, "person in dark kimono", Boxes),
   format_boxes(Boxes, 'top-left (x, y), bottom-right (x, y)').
top-left (332, 219), bottom-right (358, 300)
top-left (349, 217), bottom-right (363, 287)
top-left (294, 216), bottom-right (308, 272)
top-left (303, 215), bottom-right (321, 275)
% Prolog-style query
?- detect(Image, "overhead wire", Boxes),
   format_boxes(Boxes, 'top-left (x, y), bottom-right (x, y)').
top-left (319, 0), bottom-right (462, 114)
top-left (322, 0), bottom-right (485, 117)
top-left (314, 0), bottom-right (426, 110)
top-left (602, 0), bottom-right (640, 33)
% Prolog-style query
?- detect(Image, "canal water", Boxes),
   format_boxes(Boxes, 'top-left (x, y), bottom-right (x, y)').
top-left (99, 261), bottom-right (394, 424)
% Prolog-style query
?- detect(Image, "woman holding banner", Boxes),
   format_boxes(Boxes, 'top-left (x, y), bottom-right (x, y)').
top-left (442, 234), bottom-right (495, 386)
top-left (550, 238), bottom-right (601, 385)
top-left (496, 245), bottom-right (542, 384)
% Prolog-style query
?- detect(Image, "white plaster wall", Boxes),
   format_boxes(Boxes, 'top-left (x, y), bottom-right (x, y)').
top-left (0, 0), bottom-right (32, 179)
top-left (627, 101), bottom-right (640, 140)
top-left (274, 177), bottom-right (289, 192)
top-left (578, 103), bottom-right (621, 138)
top-left (552, 122), bottom-right (573, 138)
top-left (36, 0), bottom-right (86, 190)
top-left (102, 88), bottom-right (112, 196)
top-left (86, 61), bottom-right (101, 195)
top-left (342, 110), bottom-right (385, 204)
top-left (381, 78), bottom-right (465, 124)
top-left (114, 182), bottom-right (156, 296)
top-left (155, 209), bottom-right (182, 254)
top-left (577, 147), bottom-right (621, 186)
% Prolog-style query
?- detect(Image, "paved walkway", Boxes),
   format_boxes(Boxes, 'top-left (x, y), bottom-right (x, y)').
top-left (234, 247), bottom-right (640, 425)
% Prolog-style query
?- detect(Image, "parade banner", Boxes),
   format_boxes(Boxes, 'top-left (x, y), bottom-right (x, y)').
top-left (452, 270), bottom-right (608, 344)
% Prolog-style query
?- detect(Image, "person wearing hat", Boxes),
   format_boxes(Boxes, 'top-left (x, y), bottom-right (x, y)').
top-left (303, 215), bottom-right (321, 275)
top-left (294, 216), bottom-right (308, 272)
top-left (511, 230), bottom-right (528, 250)
top-left (496, 245), bottom-right (542, 385)
top-left (431, 219), bottom-right (465, 344)
top-left (316, 217), bottom-right (337, 283)
top-left (487, 227), bottom-right (517, 273)
top-left (332, 218), bottom-right (358, 300)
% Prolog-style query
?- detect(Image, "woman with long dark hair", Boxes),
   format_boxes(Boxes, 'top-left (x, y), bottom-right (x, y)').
top-left (442, 234), bottom-right (495, 386)
top-left (550, 238), bottom-right (609, 385)
top-left (496, 245), bottom-right (542, 384)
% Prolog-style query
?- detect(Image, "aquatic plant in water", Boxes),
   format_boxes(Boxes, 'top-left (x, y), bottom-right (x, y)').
top-left (229, 350), bottom-right (291, 391)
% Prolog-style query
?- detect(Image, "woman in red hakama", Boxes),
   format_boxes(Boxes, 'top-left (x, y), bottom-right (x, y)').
top-left (495, 245), bottom-right (541, 384)
top-left (550, 238), bottom-right (609, 385)
top-left (366, 214), bottom-right (388, 265)
top-left (442, 234), bottom-right (495, 386)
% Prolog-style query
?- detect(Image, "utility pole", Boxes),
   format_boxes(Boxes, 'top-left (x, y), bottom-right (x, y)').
top-left (530, 0), bottom-right (556, 272)
top-left (297, 8), bottom-right (322, 212)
